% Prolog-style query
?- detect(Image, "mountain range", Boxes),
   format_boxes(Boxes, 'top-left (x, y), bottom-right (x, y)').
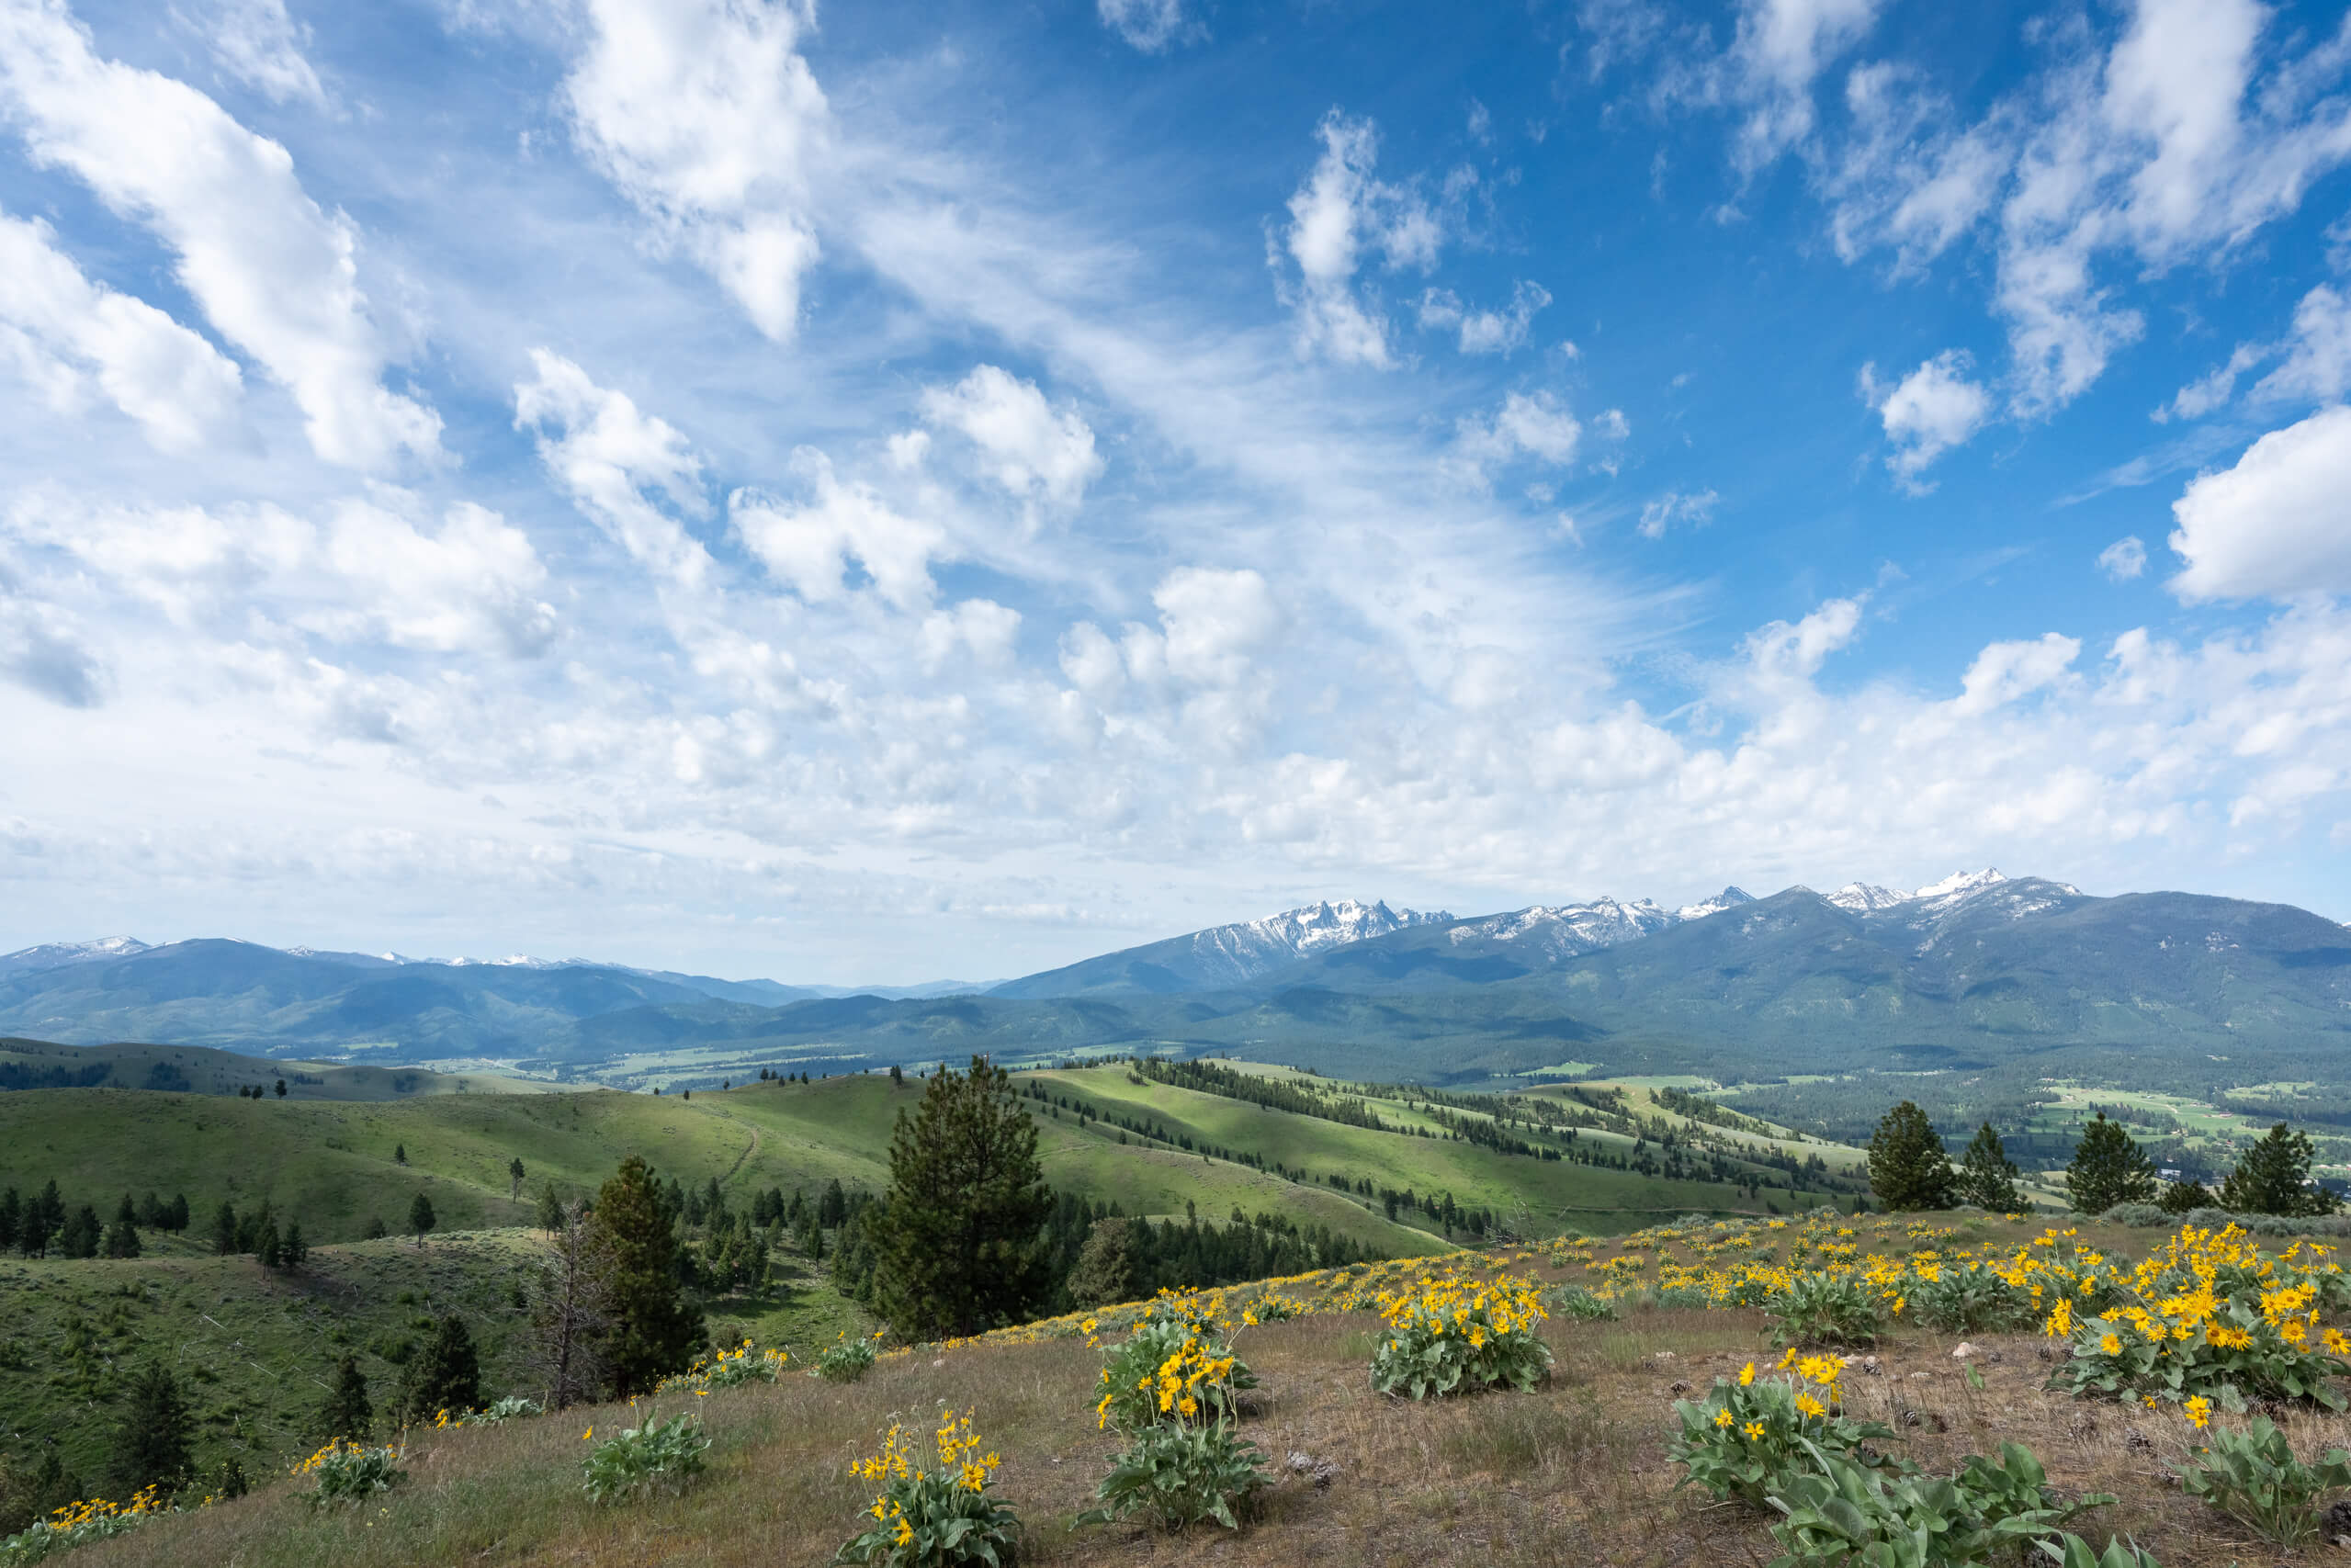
top-left (2, 871), bottom-right (2345, 1087)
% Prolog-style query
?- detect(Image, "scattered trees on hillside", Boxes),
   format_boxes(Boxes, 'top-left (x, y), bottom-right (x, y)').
top-left (1954, 1122), bottom-right (2027, 1212)
top-left (2221, 1122), bottom-right (2341, 1215)
top-left (1866, 1101), bottom-right (1955, 1210)
top-left (872, 1055), bottom-right (1054, 1339)
top-left (2065, 1113), bottom-right (2159, 1214)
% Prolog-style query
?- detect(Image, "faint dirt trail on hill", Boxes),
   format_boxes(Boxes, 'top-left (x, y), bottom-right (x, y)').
top-left (711, 1108), bottom-right (762, 1186)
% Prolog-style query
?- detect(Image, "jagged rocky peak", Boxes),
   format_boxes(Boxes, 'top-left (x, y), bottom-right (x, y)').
top-left (1676, 886), bottom-right (1756, 921)
top-left (1218, 898), bottom-right (1452, 958)
top-left (1912, 868), bottom-right (2008, 902)
top-left (1826, 882), bottom-right (1912, 911)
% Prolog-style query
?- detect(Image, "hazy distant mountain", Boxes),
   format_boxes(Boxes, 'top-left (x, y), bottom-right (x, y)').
top-left (0, 936), bottom-right (153, 982)
top-left (989, 898), bottom-right (1452, 998)
top-left (3, 872), bottom-right (2345, 1085)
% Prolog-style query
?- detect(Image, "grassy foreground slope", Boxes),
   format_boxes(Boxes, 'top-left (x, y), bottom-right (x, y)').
top-left (62, 1211), bottom-right (2274, 1568)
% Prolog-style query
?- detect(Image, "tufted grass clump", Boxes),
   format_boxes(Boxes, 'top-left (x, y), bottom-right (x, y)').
top-left (580, 1411), bottom-right (710, 1505)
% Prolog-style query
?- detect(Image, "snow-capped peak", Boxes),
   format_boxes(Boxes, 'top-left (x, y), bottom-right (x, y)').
top-left (1827, 882), bottom-right (1912, 912)
top-left (1911, 868), bottom-right (2007, 903)
top-left (1676, 886), bottom-right (1755, 921)
top-left (0, 936), bottom-right (153, 978)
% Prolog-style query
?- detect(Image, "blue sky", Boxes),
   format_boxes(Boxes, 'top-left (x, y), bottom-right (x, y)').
top-left (1, 0), bottom-right (2348, 981)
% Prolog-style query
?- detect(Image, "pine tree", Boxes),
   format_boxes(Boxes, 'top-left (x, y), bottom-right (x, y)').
top-left (587, 1156), bottom-right (703, 1394)
top-left (1953, 1122), bottom-right (2026, 1211)
top-left (0, 1188), bottom-right (18, 1253)
top-left (2159, 1178), bottom-right (2215, 1213)
top-left (2221, 1122), bottom-right (2341, 1215)
top-left (101, 1214), bottom-right (141, 1258)
top-left (874, 1055), bottom-right (1054, 1338)
top-left (165, 1194), bottom-right (189, 1231)
top-left (280, 1222), bottom-right (308, 1269)
top-left (1866, 1101), bottom-right (1956, 1211)
top-left (115, 1193), bottom-right (136, 1227)
top-left (1065, 1217), bottom-right (1136, 1309)
top-left (409, 1191), bottom-right (436, 1245)
top-left (393, 1144), bottom-right (407, 1166)
top-left (30, 1180), bottom-right (63, 1256)
top-left (536, 1182), bottom-right (565, 1233)
top-left (59, 1204), bottom-right (102, 1258)
top-left (255, 1213), bottom-right (282, 1270)
top-left (110, 1363), bottom-right (192, 1494)
top-left (274, 1078), bottom-right (287, 1099)
top-left (314, 1355), bottom-right (373, 1442)
top-left (363, 1213), bottom-right (388, 1240)
top-left (2064, 1113), bottom-right (2159, 1214)
top-left (393, 1314), bottom-right (482, 1426)
top-left (819, 1178), bottom-right (848, 1228)
top-left (509, 1157), bottom-right (526, 1201)
top-left (212, 1201), bottom-right (239, 1257)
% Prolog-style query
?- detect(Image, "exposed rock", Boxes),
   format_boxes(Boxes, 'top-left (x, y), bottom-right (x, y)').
top-left (1951, 1342), bottom-right (1978, 1359)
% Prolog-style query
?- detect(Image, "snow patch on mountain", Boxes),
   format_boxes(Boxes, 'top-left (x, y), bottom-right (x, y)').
top-left (1448, 897), bottom-right (1678, 960)
top-left (1827, 882), bottom-right (1911, 911)
top-left (1677, 886), bottom-right (1756, 921)
top-left (1187, 898), bottom-right (1451, 985)
top-left (0, 936), bottom-right (153, 979)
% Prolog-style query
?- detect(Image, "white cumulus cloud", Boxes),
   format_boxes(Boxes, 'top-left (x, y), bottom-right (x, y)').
top-left (0, 0), bottom-right (440, 468)
top-left (1953, 632), bottom-right (2081, 715)
top-left (731, 449), bottom-right (944, 611)
top-left (561, 0), bottom-right (829, 342)
top-left (919, 365), bottom-right (1103, 515)
top-left (2168, 407), bottom-right (2351, 603)
top-left (2097, 536), bottom-right (2148, 581)
top-left (1098, 0), bottom-right (1188, 51)
top-left (1861, 349), bottom-right (1989, 488)
top-left (1275, 111), bottom-right (1449, 367)
top-left (0, 209), bottom-right (244, 453)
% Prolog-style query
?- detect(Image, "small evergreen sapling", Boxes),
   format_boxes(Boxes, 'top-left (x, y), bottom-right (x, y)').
top-left (2065, 1114), bottom-right (2158, 1215)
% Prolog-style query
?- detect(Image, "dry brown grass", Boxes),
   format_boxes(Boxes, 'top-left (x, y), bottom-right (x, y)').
top-left (73, 1283), bottom-right (2351, 1568)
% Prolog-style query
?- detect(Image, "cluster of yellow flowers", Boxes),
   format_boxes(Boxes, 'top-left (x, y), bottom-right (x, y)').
top-left (846, 1409), bottom-right (1000, 1547)
top-left (1373, 1269), bottom-right (1547, 1349)
top-left (1093, 1332), bottom-right (1239, 1427)
top-left (655, 1337), bottom-right (791, 1395)
top-left (291, 1438), bottom-right (397, 1477)
top-left (33, 1483), bottom-right (168, 1531)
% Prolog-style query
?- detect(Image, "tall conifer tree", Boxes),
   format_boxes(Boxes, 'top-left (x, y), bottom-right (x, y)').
top-left (2221, 1122), bottom-right (2340, 1215)
top-left (1866, 1101), bottom-right (1956, 1211)
top-left (1954, 1122), bottom-right (2027, 1211)
top-left (2065, 1113), bottom-right (2158, 1214)
top-left (874, 1055), bottom-right (1053, 1338)
top-left (587, 1156), bottom-right (702, 1393)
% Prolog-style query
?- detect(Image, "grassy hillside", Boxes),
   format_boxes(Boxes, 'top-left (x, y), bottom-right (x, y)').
top-left (0, 1039), bottom-right (561, 1100)
top-left (34, 1209), bottom-right (2289, 1568)
top-left (0, 1063), bottom-right (1822, 1258)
